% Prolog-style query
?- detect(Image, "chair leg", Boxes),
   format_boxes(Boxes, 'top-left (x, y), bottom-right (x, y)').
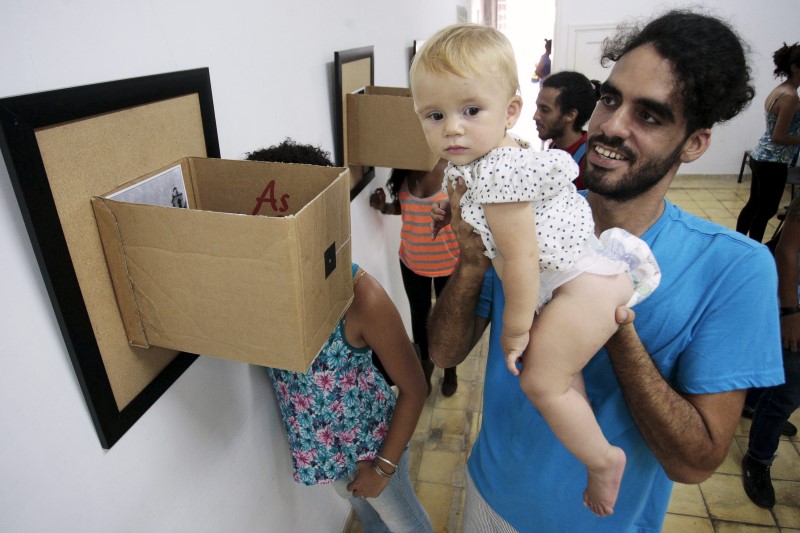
top-left (738, 151), bottom-right (750, 183)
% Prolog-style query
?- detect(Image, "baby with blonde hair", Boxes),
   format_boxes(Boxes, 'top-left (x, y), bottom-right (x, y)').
top-left (412, 23), bottom-right (660, 516)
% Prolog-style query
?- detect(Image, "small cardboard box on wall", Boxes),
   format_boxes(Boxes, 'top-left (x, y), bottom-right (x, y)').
top-left (346, 86), bottom-right (438, 172)
top-left (91, 157), bottom-right (352, 373)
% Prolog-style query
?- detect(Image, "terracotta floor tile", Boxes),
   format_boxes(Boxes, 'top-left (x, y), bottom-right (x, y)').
top-left (701, 473), bottom-right (776, 526)
top-left (417, 449), bottom-right (466, 486)
top-left (662, 513), bottom-right (715, 532)
top-left (716, 437), bottom-right (746, 475)
top-left (415, 481), bottom-right (458, 533)
top-left (774, 489), bottom-right (800, 530)
top-left (667, 482), bottom-right (708, 517)
top-left (433, 379), bottom-right (481, 412)
top-left (713, 521), bottom-right (780, 532)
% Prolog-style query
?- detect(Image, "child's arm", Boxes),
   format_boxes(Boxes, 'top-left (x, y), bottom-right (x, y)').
top-left (344, 271), bottom-right (428, 498)
top-left (430, 197), bottom-right (452, 239)
top-left (369, 188), bottom-right (399, 215)
top-left (483, 201), bottom-right (540, 375)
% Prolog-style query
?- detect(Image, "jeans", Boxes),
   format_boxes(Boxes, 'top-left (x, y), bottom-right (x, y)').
top-left (746, 347), bottom-right (800, 463)
top-left (332, 448), bottom-right (432, 533)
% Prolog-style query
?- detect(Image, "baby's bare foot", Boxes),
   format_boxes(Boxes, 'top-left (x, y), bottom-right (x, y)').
top-left (583, 445), bottom-right (626, 517)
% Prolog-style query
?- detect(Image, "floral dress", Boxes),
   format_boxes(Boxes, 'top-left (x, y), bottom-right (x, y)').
top-left (267, 265), bottom-right (395, 486)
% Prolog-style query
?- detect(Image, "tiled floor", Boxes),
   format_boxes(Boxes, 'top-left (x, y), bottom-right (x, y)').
top-left (347, 175), bottom-right (800, 533)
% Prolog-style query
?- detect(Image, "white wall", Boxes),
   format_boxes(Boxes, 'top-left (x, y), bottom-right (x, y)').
top-left (0, 1), bottom-right (461, 531)
top-left (553, 0), bottom-right (798, 175)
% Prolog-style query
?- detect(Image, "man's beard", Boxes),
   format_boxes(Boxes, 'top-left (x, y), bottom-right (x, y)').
top-left (583, 134), bottom-right (684, 201)
top-left (538, 116), bottom-right (567, 142)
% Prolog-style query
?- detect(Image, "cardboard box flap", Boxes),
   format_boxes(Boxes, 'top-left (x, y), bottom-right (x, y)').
top-left (365, 86), bottom-right (412, 97)
top-left (186, 157), bottom-right (347, 216)
top-left (346, 86), bottom-right (437, 171)
top-left (91, 197), bottom-right (150, 348)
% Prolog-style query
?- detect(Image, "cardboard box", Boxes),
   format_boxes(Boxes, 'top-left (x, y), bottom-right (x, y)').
top-left (346, 86), bottom-right (438, 171)
top-left (91, 157), bottom-right (353, 373)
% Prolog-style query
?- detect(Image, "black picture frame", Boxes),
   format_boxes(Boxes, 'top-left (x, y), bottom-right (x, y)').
top-left (333, 46), bottom-right (376, 200)
top-left (0, 68), bottom-right (220, 449)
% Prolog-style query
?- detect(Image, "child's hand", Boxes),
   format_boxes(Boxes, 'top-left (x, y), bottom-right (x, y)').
top-left (430, 197), bottom-right (452, 239)
top-left (369, 188), bottom-right (387, 212)
top-left (502, 331), bottom-right (530, 376)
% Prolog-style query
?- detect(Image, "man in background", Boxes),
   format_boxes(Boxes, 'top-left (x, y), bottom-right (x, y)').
top-left (534, 70), bottom-right (600, 189)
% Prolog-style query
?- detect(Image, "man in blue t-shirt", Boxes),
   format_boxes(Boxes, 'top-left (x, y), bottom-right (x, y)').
top-left (429, 10), bottom-right (785, 533)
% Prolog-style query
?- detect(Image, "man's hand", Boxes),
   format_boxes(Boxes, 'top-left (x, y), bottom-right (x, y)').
top-left (441, 177), bottom-right (491, 269)
top-left (615, 306), bottom-right (635, 326)
top-left (781, 314), bottom-right (800, 352)
top-left (430, 197), bottom-right (452, 239)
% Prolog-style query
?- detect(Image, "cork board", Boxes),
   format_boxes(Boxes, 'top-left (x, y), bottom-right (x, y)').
top-left (0, 68), bottom-right (220, 448)
top-left (333, 46), bottom-right (375, 199)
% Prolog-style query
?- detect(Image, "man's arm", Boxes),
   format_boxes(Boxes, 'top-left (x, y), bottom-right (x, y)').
top-left (428, 177), bottom-right (492, 368)
top-left (775, 195), bottom-right (800, 351)
top-left (605, 326), bottom-right (745, 483)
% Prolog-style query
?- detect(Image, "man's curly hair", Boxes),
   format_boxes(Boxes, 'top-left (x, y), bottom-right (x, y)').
top-left (601, 9), bottom-right (755, 134)
top-left (245, 137), bottom-right (333, 166)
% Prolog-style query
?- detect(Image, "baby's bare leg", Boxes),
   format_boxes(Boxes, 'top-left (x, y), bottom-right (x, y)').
top-left (518, 272), bottom-right (633, 516)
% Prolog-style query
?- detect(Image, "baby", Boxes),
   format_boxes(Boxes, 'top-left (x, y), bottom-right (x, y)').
top-left (411, 23), bottom-right (660, 516)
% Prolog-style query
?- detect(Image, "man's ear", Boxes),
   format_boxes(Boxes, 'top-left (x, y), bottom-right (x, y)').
top-left (506, 95), bottom-right (523, 129)
top-left (563, 108), bottom-right (578, 128)
top-left (680, 128), bottom-right (711, 163)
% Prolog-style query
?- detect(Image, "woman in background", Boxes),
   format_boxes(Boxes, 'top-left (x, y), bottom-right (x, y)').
top-left (737, 42), bottom-right (800, 243)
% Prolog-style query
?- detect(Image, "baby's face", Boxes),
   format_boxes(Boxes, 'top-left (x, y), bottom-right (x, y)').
top-left (412, 70), bottom-right (521, 166)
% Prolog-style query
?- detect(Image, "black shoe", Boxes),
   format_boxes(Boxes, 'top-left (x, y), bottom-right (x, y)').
top-left (741, 454), bottom-right (775, 508)
top-left (421, 357), bottom-right (434, 397)
top-left (741, 407), bottom-right (798, 437)
top-left (442, 367), bottom-right (458, 397)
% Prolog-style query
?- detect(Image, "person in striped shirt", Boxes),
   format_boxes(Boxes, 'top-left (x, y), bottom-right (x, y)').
top-left (370, 159), bottom-right (461, 396)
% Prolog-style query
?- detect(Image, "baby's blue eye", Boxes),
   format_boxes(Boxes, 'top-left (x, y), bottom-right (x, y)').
top-left (465, 107), bottom-right (480, 116)
top-left (429, 112), bottom-right (444, 121)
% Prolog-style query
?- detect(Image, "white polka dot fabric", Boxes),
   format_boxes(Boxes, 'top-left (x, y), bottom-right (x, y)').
top-left (446, 139), bottom-right (661, 309)
top-left (446, 141), bottom-right (589, 271)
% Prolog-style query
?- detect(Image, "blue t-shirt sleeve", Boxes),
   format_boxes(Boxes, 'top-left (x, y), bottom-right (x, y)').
top-left (476, 268), bottom-right (495, 320)
top-left (674, 244), bottom-right (783, 393)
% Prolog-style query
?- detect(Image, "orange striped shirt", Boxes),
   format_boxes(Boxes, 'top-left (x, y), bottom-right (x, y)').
top-left (398, 185), bottom-right (460, 277)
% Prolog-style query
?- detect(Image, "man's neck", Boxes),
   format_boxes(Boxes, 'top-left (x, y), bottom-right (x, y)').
top-left (551, 129), bottom-right (584, 151)
top-left (587, 177), bottom-right (673, 237)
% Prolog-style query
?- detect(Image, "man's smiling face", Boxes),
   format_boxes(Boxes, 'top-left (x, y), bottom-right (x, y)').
top-left (583, 44), bottom-right (690, 201)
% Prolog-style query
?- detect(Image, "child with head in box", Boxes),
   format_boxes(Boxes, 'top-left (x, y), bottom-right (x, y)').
top-left (246, 139), bottom-right (433, 532)
top-left (412, 24), bottom-right (660, 516)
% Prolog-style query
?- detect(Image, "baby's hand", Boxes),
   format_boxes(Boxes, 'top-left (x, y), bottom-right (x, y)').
top-left (430, 198), bottom-right (452, 239)
top-left (502, 331), bottom-right (530, 376)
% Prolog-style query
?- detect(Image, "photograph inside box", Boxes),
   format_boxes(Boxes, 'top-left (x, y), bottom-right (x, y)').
top-left (92, 157), bottom-right (353, 373)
